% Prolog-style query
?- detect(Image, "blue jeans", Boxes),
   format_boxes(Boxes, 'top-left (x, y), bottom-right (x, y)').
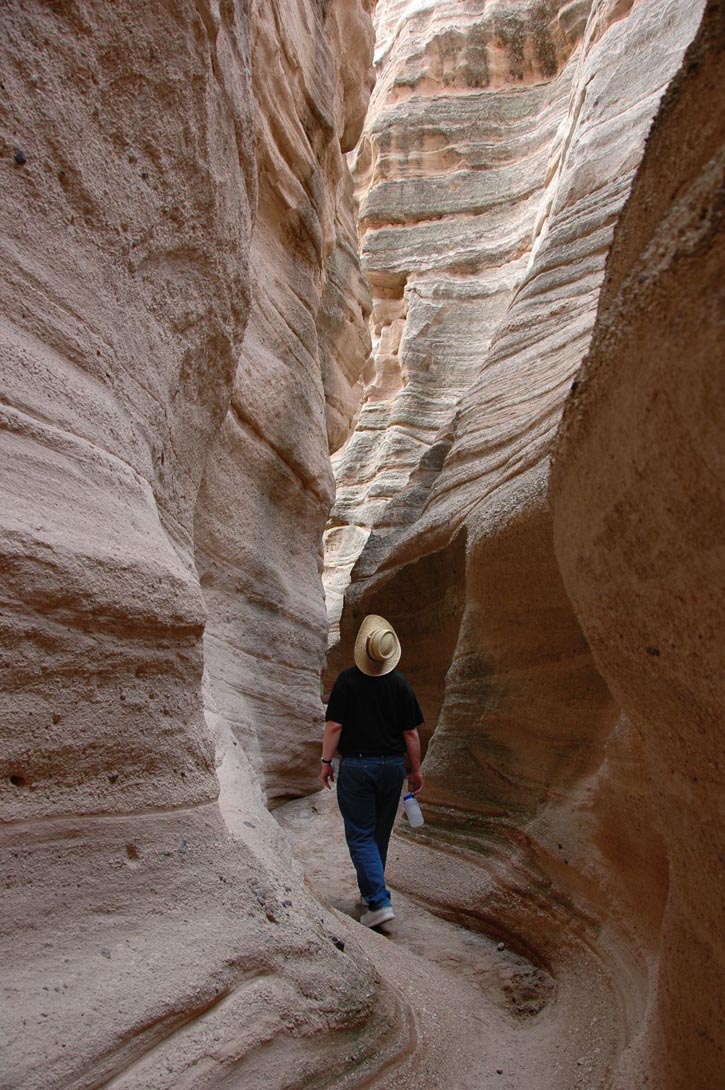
top-left (337, 755), bottom-right (406, 911)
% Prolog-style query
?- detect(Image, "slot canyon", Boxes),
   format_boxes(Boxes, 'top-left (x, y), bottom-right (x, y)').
top-left (1, 1), bottom-right (722, 1088)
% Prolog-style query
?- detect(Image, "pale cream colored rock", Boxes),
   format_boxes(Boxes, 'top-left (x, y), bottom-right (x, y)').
top-left (0, 4), bottom-right (389, 1089)
top-left (324, 0), bottom-right (590, 644)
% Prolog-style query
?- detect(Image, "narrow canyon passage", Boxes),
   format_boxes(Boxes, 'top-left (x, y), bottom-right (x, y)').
top-left (1, 2), bottom-right (722, 1090)
top-left (278, 787), bottom-right (621, 1090)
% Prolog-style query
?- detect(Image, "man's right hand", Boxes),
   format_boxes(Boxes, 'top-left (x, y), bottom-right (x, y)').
top-left (407, 770), bottom-right (423, 794)
top-left (320, 763), bottom-right (335, 789)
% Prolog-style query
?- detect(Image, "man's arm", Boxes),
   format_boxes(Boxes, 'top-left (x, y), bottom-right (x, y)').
top-left (320, 720), bottom-right (342, 788)
top-left (403, 727), bottom-right (424, 794)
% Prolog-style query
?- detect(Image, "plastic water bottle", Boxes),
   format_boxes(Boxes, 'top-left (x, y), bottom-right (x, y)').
top-left (403, 792), bottom-right (424, 828)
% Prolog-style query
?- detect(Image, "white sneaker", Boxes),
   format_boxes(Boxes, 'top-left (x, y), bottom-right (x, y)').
top-left (360, 905), bottom-right (395, 928)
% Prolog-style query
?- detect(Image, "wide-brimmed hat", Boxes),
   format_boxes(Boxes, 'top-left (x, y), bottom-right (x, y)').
top-left (354, 614), bottom-right (401, 676)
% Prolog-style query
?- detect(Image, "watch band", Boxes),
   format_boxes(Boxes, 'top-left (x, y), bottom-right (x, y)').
top-left (321, 758), bottom-right (333, 765)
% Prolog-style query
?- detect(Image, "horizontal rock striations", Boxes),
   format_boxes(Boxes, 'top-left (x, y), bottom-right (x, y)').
top-left (324, 0), bottom-right (590, 646)
top-left (0, 3), bottom-right (399, 1089)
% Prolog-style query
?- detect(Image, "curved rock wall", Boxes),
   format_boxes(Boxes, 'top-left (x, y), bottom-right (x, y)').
top-left (3, 0), bottom-right (720, 1086)
top-left (551, 3), bottom-right (725, 1083)
top-left (328, 0), bottom-right (712, 1085)
top-left (0, 4), bottom-right (401, 1089)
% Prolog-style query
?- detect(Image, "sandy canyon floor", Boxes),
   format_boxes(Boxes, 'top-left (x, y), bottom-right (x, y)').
top-left (277, 788), bottom-right (621, 1090)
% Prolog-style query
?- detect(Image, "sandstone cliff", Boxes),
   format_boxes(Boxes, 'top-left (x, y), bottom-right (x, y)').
top-left (0, 4), bottom-right (404, 1089)
top-left (194, 0), bottom-right (374, 807)
top-left (327, 0), bottom-right (717, 1087)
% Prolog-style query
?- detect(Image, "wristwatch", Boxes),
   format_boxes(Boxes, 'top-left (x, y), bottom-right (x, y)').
top-left (321, 758), bottom-right (333, 765)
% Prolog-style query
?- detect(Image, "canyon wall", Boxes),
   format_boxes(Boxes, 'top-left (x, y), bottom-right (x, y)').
top-left (2, 1), bottom-right (720, 1087)
top-left (551, 2), bottom-right (725, 1083)
top-left (0, 3), bottom-right (404, 1089)
top-left (328, 0), bottom-right (716, 1087)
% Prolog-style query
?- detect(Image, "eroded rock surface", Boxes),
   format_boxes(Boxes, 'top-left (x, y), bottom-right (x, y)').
top-left (194, 0), bottom-right (374, 807)
top-left (0, 4), bottom-right (399, 1089)
top-left (2, 0), bottom-right (721, 1087)
top-left (551, 3), bottom-right (725, 1083)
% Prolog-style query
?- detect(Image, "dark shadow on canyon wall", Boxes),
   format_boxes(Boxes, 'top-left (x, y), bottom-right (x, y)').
top-left (333, 528), bottom-right (467, 759)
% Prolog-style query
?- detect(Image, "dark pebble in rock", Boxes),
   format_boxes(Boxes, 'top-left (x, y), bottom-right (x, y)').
top-left (332, 937), bottom-right (345, 951)
top-left (497, 1070), bottom-right (503, 1075)
top-left (14, 149), bottom-right (26, 165)
top-left (100, 948), bottom-right (111, 959)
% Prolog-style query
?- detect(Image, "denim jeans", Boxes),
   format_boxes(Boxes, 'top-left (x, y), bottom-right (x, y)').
top-left (336, 755), bottom-right (406, 911)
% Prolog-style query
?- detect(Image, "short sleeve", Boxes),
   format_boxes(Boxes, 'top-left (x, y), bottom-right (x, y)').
top-left (399, 677), bottom-right (423, 731)
top-left (325, 672), bottom-right (348, 724)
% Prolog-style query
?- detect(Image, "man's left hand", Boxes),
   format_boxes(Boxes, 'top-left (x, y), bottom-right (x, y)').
top-left (407, 770), bottom-right (424, 794)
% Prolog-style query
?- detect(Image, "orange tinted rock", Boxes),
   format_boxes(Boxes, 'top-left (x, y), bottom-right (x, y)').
top-left (552, 4), bottom-right (725, 1083)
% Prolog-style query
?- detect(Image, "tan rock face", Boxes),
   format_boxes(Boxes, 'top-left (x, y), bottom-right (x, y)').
top-left (0, 3), bottom-right (395, 1088)
top-left (328, 0), bottom-right (714, 1085)
top-left (551, 3), bottom-right (725, 1083)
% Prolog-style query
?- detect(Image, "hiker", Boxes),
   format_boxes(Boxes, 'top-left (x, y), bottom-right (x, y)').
top-left (320, 614), bottom-right (424, 927)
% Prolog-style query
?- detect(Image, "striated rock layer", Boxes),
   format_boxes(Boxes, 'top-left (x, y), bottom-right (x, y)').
top-left (551, 3), bottom-right (725, 1084)
top-left (0, 3), bottom-right (404, 1089)
top-left (328, 0), bottom-right (714, 1085)
top-left (324, 0), bottom-right (591, 644)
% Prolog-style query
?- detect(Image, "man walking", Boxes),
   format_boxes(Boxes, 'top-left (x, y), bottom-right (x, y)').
top-left (320, 614), bottom-right (424, 927)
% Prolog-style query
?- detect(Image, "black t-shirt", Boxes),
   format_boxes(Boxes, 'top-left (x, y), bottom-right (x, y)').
top-left (325, 667), bottom-right (424, 756)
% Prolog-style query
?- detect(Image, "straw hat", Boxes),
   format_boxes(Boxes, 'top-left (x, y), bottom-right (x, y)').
top-left (354, 614), bottom-right (401, 676)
